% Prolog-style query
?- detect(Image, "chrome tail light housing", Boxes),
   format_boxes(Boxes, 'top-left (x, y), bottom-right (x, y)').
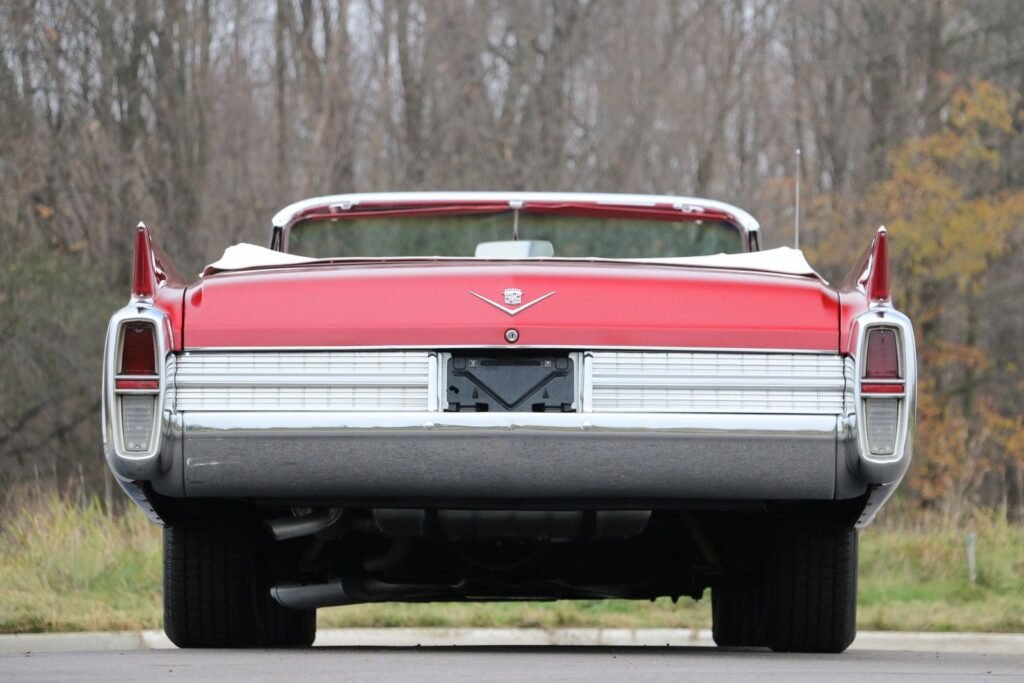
top-left (851, 311), bottom-right (916, 480)
top-left (102, 305), bottom-right (172, 478)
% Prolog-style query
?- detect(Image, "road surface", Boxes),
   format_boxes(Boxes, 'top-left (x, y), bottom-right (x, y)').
top-left (3, 646), bottom-right (1023, 682)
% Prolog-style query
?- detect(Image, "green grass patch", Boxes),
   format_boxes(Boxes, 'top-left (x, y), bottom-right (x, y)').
top-left (2, 494), bottom-right (1022, 633)
top-left (0, 494), bottom-right (162, 633)
top-left (855, 509), bottom-right (1024, 632)
top-left (316, 599), bottom-right (709, 630)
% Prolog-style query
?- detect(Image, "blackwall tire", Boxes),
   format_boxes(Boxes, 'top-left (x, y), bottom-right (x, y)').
top-left (163, 522), bottom-right (316, 648)
top-left (711, 580), bottom-right (764, 648)
top-left (764, 516), bottom-right (858, 654)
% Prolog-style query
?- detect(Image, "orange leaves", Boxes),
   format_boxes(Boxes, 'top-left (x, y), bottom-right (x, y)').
top-left (909, 383), bottom-right (964, 503)
top-left (872, 81), bottom-right (1024, 297)
top-left (866, 80), bottom-right (1024, 510)
top-left (978, 402), bottom-right (1024, 470)
top-left (921, 341), bottom-right (991, 381)
top-left (949, 80), bottom-right (1018, 138)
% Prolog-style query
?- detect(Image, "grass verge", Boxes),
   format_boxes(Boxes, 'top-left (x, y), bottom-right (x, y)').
top-left (1, 494), bottom-right (1021, 633)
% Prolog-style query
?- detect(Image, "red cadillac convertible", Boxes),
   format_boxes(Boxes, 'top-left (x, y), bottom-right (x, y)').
top-left (102, 192), bottom-right (915, 652)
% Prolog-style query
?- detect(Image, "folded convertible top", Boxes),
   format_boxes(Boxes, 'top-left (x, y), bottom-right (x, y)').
top-left (202, 243), bottom-right (823, 280)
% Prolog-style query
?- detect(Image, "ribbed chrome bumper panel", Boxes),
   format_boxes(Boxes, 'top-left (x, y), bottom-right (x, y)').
top-left (588, 351), bottom-right (847, 414)
top-left (168, 350), bottom-right (849, 415)
top-left (169, 351), bottom-right (434, 411)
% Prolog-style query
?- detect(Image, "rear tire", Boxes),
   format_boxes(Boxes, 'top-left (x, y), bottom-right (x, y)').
top-left (711, 579), bottom-right (764, 647)
top-left (163, 521), bottom-right (316, 648)
top-left (764, 515), bottom-right (858, 653)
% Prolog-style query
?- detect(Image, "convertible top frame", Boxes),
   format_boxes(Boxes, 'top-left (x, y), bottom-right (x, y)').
top-left (269, 192), bottom-right (761, 253)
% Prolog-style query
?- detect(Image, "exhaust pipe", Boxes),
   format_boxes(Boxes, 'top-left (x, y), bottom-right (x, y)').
top-left (271, 577), bottom-right (455, 609)
top-left (272, 580), bottom-right (358, 609)
top-left (265, 508), bottom-right (342, 541)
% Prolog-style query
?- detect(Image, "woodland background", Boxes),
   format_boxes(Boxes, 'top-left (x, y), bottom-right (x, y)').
top-left (1, 0), bottom-right (1023, 522)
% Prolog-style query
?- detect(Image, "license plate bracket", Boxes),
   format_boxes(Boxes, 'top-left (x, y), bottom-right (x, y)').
top-left (444, 353), bottom-right (575, 412)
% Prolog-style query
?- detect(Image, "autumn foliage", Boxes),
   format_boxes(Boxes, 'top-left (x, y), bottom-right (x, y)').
top-left (807, 81), bottom-right (1024, 520)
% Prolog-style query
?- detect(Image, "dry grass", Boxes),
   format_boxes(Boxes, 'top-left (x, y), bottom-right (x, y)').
top-left (1, 492), bottom-right (1021, 634)
top-left (0, 492), bottom-right (162, 633)
top-left (857, 506), bottom-right (1024, 632)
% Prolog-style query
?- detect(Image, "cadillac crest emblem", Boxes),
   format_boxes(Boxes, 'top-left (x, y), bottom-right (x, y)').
top-left (468, 288), bottom-right (556, 316)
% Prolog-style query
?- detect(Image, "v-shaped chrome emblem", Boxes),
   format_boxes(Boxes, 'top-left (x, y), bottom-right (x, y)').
top-left (469, 290), bottom-right (556, 316)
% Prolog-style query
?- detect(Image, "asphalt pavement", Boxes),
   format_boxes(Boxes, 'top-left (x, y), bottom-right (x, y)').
top-left (4, 629), bottom-right (1024, 681)
top-left (3, 646), bottom-right (1024, 682)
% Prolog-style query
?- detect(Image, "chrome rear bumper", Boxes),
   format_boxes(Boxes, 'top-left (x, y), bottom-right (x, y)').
top-left (144, 411), bottom-right (863, 502)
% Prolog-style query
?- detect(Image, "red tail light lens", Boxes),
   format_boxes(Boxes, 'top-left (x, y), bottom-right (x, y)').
top-left (120, 323), bottom-right (157, 375)
top-left (864, 328), bottom-right (900, 379)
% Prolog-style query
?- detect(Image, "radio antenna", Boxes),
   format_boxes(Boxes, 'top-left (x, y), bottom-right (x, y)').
top-left (509, 200), bottom-right (523, 240)
top-left (794, 148), bottom-right (801, 250)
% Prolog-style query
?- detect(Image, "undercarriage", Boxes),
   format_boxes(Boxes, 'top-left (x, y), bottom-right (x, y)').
top-left (158, 496), bottom-right (863, 653)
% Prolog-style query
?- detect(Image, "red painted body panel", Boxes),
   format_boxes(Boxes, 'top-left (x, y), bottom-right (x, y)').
top-left (153, 285), bottom-right (185, 351)
top-left (183, 262), bottom-right (841, 350)
top-left (839, 294), bottom-right (869, 354)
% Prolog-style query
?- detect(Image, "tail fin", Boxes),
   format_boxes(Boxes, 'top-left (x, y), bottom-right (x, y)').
top-left (841, 227), bottom-right (891, 303)
top-left (132, 222), bottom-right (185, 301)
top-left (866, 227), bottom-right (890, 303)
top-left (132, 223), bottom-right (157, 300)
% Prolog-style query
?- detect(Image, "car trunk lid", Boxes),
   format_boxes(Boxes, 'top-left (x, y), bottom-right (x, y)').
top-left (183, 261), bottom-right (840, 350)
